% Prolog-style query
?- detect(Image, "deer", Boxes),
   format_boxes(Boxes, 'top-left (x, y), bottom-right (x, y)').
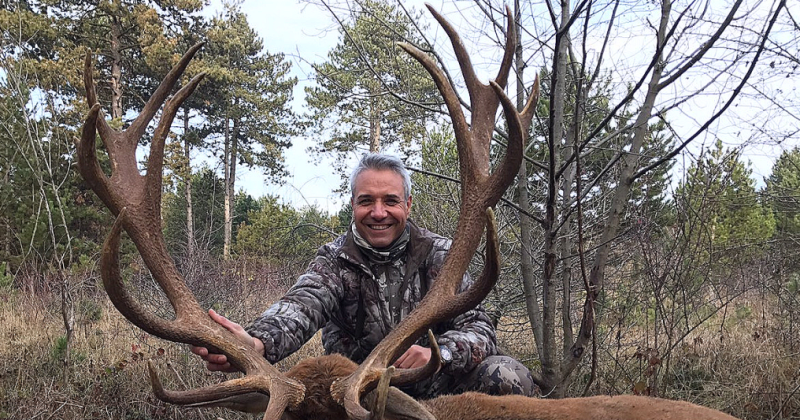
top-left (77, 3), bottom-right (740, 420)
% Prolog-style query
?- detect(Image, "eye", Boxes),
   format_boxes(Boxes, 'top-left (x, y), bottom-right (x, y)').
top-left (357, 198), bottom-right (373, 206)
top-left (386, 199), bottom-right (400, 206)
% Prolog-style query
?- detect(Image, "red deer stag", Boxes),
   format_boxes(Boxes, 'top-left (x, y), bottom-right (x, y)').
top-left (78, 3), bottom-right (739, 420)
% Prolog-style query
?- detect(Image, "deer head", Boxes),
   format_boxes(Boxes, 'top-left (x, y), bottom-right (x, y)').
top-left (78, 4), bottom-right (538, 420)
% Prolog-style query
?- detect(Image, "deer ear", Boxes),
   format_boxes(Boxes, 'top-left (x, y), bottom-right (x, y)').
top-left (362, 387), bottom-right (436, 420)
top-left (184, 392), bottom-right (270, 413)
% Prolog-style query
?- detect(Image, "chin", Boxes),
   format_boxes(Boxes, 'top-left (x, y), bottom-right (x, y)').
top-left (366, 236), bottom-right (393, 248)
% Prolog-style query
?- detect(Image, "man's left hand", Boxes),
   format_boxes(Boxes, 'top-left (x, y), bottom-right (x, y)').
top-left (392, 344), bottom-right (432, 369)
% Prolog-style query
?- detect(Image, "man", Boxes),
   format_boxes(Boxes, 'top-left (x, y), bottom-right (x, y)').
top-left (192, 153), bottom-right (535, 398)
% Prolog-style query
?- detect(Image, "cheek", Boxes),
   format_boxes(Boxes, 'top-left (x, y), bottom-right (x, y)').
top-left (354, 208), bottom-right (373, 223)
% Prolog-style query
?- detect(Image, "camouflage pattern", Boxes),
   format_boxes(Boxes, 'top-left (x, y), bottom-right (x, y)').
top-left (401, 355), bottom-right (537, 398)
top-left (245, 220), bottom-right (497, 377)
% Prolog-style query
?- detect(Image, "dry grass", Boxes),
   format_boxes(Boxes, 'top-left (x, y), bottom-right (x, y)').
top-left (0, 262), bottom-right (325, 420)
top-left (494, 293), bottom-right (800, 419)
top-left (2, 275), bottom-right (798, 419)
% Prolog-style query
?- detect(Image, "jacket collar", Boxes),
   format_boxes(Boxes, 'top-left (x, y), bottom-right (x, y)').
top-left (339, 220), bottom-right (434, 272)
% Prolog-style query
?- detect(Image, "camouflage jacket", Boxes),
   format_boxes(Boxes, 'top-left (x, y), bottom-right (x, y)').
top-left (245, 220), bottom-right (497, 375)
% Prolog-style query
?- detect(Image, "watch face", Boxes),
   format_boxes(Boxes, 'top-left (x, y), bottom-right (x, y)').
top-left (440, 347), bottom-right (452, 363)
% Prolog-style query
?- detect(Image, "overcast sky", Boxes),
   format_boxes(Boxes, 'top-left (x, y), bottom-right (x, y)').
top-left (203, 0), bottom-right (799, 212)
top-left (204, 0), bottom-right (479, 212)
top-left (203, 0), bottom-right (345, 212)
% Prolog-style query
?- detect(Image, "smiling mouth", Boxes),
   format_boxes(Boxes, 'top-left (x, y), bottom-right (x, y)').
top-left (367, 224), bottom-right (392, 231)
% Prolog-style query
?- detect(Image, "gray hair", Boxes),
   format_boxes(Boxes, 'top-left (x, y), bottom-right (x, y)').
top-left (349, 153), bottom-right (412, 200)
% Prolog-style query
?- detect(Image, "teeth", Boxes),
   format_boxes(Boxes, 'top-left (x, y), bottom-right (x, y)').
top-left (369, 225), bottom-right (391, 230)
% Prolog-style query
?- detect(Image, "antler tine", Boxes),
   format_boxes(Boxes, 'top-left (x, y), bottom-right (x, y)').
top-left (486, 76), bottom-right (540, 205)
top-left (128, 42), bottom-right (204, 143)
top-left (146, 72), bottom-right (205, 205)
top-left (101, 208), bottom-right (173, 337)
top-left (396, 42), bottom-right (474, 183)
top-left (79, 45), bottom-right (306, 418)
top-left (423, 3), bottom-right (516, 175)
top-left (77, 103), bottom-right (112, 207)
top-left (386, 330), bottom-right (442, 386)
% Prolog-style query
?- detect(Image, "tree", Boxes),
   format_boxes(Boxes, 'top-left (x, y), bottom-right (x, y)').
top-left (763, 148), bottom-right (800, 352)
top-left (678, 140), bottom-right (775, 256)
top-left (766, 148), bottom-right (800, 236)
top-left (341, 0), bottom-right (789, 397)
top-left (199, 2), bottom-right (299, 259)
top-left (304, 0), bottom-right (441, 180)
top-left (0, 0), bottom-right (205, 118)
top-left (619, 141), bottom-right (775, 396)
top-left (163, 167), bottom-right (227, 259)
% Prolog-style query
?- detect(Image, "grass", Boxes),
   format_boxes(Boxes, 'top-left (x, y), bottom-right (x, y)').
top-left (1, 274), bottom-right (798, 419)
top-left (0, 258), bottom-right (322, 420)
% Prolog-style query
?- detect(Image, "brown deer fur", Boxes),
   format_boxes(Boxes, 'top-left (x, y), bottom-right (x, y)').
top-left (281, 354), bottom-right (739, 420)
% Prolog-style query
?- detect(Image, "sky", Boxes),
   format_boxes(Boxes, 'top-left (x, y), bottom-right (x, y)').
top-left (204, 0), bottom-right (346, 212)
top-left (203, 0), bottom-right (799, 212)
top-left (204, 0), bottom-right (479, 212)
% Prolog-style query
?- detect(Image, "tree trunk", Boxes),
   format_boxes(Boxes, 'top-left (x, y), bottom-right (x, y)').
top-left (514, 0), bottom-right (544, 359)
top-left (539, 0), bottom-right (571, 396)
top-left (110, 14), bottom-right (123, 120)
top-left (60, 275), bottom-right (74, 366)
top-left (183, 110), bottom-right (194, 260)
top-left (369, 94), bottom-right (381, 152)
top-left (557, 119), bottom-right (578, 357)
top-left (558, 0), bottom-right (672, 396)
top-left (223, 115), bottom-right (239, 260)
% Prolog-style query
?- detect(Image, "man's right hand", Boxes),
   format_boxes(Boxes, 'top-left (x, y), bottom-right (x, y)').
top-left (190, 309), bottom-right (265, 372)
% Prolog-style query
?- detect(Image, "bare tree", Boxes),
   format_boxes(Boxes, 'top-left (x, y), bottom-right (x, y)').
top-left (0, 44), bottom-right (78, 365)
top-left (461, 0), bottom-right (790, 396)
top-left (319, 0), bottom-right (792, 397)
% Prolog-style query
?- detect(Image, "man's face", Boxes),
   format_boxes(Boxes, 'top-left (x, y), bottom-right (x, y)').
top-left (351, 168), bottom-right (412, 248)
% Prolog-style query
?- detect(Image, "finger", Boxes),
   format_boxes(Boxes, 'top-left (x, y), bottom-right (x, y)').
top-left (393, 352), bottom-right (409, 368)
top-left (206, 353), bottom-right (229, 365)
top-left (190, 346), bottom-right (208, 357)
top-left (207, 361), bottom-right (232, 372)
top-left (405, 354), bottom-right (424, 369)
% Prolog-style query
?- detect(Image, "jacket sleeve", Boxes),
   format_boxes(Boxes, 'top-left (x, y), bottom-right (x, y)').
top-left (245, 245), bottom-right (344, 363)
top-left (425, 239), bottom-right (498, 375)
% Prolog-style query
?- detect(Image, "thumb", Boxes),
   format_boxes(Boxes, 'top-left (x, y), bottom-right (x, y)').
top-left (208, 308), bottom-right (242, 333)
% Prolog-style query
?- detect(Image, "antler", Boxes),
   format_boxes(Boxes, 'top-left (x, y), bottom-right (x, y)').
top-left (79, 44), bottom-right (305, 419)
top-left (330, 5), bottom-right (540, 419)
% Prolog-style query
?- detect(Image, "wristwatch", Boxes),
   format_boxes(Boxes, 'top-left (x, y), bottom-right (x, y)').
top-left (440, 346), bottom-right (452, 365)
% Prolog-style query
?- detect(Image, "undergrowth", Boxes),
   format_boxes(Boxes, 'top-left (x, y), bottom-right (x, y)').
top-left (2, 269), bottom-right (798, 419)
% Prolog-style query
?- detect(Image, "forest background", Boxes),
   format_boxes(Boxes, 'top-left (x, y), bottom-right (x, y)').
top-left (1, 0), bottom-right (800, 419)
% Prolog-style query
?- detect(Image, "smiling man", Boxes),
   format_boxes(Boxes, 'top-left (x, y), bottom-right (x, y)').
top-left (192, 153), bottom-right (535, 399)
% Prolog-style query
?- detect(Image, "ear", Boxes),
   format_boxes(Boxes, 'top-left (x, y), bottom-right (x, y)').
top-left (406, 195), bottom-right (413, 214)
top-left (185, 392), bottom-right (270, 413)
top-left (362, 386), bottom-right (435, 420)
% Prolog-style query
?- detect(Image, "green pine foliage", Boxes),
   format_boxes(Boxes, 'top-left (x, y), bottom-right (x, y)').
top-left (304, 0), bottom-right (441, 180)
top-left (675, 140), bottom-right (775, 269)
top-left (765, 147), bottom-right (800, 235)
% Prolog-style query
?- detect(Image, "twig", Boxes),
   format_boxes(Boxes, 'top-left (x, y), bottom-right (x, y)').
top-left (769, 369), bottom-right (800, 420)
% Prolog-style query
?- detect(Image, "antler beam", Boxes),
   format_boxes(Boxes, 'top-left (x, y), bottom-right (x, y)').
top-left (79, 43), bottom-right (305, 419)
top-left (330, 5), bottom-right (540, 419)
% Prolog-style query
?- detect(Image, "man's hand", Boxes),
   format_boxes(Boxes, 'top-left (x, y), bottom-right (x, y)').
top-left (392, 344), bottom-right (432, 369)
top-left (189, 309), bottom-right (264, 372)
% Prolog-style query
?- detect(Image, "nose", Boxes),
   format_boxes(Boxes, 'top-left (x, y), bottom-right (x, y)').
top-left (370, 201), bottom-right (388, 219)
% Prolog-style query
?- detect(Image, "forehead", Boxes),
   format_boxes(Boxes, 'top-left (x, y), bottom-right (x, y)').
top-left (353, 169), bottom-right (405, 197)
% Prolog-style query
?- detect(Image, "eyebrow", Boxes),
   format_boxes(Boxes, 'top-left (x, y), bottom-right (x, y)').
top-left (356, 193), bottom-right (403, 200)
